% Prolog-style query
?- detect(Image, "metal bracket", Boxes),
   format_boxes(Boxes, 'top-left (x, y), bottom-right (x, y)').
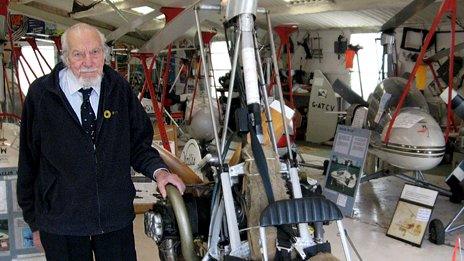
top-left (229, 163), bottom-right (245, 178)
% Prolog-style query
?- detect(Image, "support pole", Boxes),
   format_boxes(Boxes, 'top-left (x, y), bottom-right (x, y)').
top-left (132, 53), bottom-right (171, 152)
top-left (220, 31), bottom-right (241, 154)
top-left (24, 36), bottom-right (52, 72)
top-left (13, 46), bottom-right (38, 79)
top-left (194, 7), bottom-right (223, 165)
top-left (273, 24), bottom-right (298, 108)
top-left (8, 30), bottom-right (23, 105)
top-left (253, 33), bottom-right (279, 155)
top-left (196, 7), bottom-right (242, 254)
top-left (337, 221), bottom-right (352, 261)
top-left (266, 12), bottom-right (294, 162)
top-left (160, 7), bottom-right (185, 111)
top-left (355, 51), bottom-right (363, 99)
top-left (187, 57), bottom-right (202, 125)
top-left (267, 11), bottom-right (313, 244)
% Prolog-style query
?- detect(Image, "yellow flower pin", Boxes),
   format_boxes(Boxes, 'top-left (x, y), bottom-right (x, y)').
top-left (103, 110), bottom-right (112, 119)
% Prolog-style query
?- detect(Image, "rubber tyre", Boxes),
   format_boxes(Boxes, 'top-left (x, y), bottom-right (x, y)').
top-left (429, 219), bottom-right (445, 245)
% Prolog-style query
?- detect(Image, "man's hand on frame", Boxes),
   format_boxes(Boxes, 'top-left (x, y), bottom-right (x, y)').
top-left (155, 170), bottom-right (186, 198)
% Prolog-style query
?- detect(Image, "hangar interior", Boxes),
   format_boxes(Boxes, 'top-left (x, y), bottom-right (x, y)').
top-left (1, 0), bottom-right (464, 260)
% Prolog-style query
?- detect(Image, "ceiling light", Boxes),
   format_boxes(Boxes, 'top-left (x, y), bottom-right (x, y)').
top-left (131, 6), bottom-right (155, 15)
top-left (284, 0), bottom-right (334, 5)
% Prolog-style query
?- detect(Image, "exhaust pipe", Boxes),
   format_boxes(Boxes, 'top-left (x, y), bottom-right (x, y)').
top-left (166, 185), bottom-right (198, 261)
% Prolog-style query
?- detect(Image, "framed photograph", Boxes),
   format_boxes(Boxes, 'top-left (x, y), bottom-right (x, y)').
top-left (386, 184), bottom-right (438, 247)
top-left (400, 27), bottom-right (436, 52)
top-left (0, 219), bottom-right (9, 252)
top-left (325, 156), bottom-right (361, 198)
top-left (0, 181), bottom-right (7, 214)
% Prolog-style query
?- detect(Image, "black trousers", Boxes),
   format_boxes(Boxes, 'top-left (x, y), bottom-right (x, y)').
top-left (40, 224), bottom-right (136, 261)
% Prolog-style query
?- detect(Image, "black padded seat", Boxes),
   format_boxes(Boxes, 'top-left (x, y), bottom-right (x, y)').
top-left (259, 197), bottom-right (343, 227)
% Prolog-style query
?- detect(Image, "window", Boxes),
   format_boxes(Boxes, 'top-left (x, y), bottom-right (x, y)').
top-left (19, 44), bottom-right (56, 95)
top-left (349, 33), bottom-right (383, 99)
top-left (210, 41), bottom-right (232, 88)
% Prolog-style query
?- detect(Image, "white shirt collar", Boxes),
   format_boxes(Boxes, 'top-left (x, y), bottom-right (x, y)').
top-left (62, 67), bottom-right (102, 96)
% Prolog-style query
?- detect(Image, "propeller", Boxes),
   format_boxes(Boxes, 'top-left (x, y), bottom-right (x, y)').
top-left (381, 0), bottom-right (435, 32)
top-left (424, 42), bottom-right (464, 63)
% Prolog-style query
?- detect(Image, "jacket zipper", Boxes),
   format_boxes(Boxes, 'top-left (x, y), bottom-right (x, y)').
top-left (94, 144), bottom-right (104, 234)
top-left (52, 73), bottom-right (107, 234)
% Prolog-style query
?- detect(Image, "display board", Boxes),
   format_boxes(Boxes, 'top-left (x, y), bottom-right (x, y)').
top-left (323, 125), bottom-right (370, 217)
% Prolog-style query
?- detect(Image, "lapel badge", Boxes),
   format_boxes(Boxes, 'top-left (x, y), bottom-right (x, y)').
top-left (103, 110), bottom-right (112, 119)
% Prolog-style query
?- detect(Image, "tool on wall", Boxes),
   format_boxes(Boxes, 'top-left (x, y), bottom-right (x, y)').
top-left (334, 34), bottom-right (347, 60)
top-left (297, 32), bottom-right (312, 59)
top-left (310, 33), bottom-right (323, 62)
top-left (347, 44), bottom-right (364, 99)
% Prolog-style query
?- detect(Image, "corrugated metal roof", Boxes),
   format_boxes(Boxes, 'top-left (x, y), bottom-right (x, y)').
top-left (10, 0), bottom-right (464, 45)
top-left (263, 8), bottom-right (400, 30)
top-left (258, 0), bottom-right (464, 31)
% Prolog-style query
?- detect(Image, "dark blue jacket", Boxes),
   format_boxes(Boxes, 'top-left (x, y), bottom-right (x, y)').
top-left (17, 63), bottom-right (167, 236)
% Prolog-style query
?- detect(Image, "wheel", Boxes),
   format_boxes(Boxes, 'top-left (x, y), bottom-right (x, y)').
top-left (323, 160), bottom-right (329, 175)
top-left (429, 219), bottom-right (445, 245)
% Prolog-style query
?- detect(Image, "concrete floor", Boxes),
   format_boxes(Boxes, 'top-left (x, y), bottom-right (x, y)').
top-left (298, 151), bottom-right (459, 261)
top-left (132, 154), bottom-right (460, 260)
top-left (23, 146), bottom-right (463, 260)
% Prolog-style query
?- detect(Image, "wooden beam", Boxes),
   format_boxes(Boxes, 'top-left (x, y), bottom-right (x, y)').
top-left (106, 10), bottom-right (163, 43)
top-left (14, 0), bottom-right (36, 4)
top-left (140, 6), bottom-right (207, 54)
top-left (9, 3), bottom-right (145, 47)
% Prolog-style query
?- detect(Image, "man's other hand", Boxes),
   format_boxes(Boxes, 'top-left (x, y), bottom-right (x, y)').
top-left (155, 170), bottom-right (186, 198)
top-left (33, 231), bottom-right (43, 252)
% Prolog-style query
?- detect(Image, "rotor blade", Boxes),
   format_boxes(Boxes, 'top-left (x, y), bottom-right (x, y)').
top-left (381, 0), bottom-right (435, 32)
top-left (140, 2), bottom-right (204, 54)
top-left (332, 79), bottom-right (369, 107)
top-left (424, 42), bottom-right (464, 63)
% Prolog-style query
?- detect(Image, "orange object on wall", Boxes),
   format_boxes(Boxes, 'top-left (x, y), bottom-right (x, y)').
top-left (345, 49), bottom-right (356, 69)
top-left (416, 65), bottom-right (428, 90)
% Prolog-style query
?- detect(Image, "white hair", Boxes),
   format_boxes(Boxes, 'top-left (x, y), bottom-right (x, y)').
top-left (60, 23), bottom-right (110, 66)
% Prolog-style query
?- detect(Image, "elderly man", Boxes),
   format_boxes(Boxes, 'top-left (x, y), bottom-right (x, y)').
top-left (17, 23), bottom-right (185, 260)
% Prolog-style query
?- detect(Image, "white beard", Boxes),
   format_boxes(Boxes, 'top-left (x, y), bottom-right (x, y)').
top-left (78, 74), bottom-right (102, 89)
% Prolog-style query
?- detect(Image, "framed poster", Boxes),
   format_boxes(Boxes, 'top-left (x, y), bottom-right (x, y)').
top-left (387, 184), bottom-right (438, 247)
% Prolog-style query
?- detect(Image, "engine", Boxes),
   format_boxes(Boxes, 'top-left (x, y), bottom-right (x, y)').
top-left (144, 183), bottom-right (249, 260)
